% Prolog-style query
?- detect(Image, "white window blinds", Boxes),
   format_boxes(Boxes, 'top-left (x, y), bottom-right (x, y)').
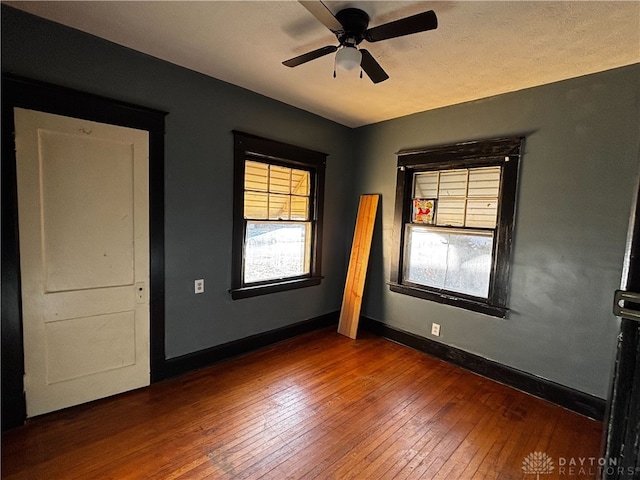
top-left (244, 161), bottom-right (310, 221)
top-left (413, 166), bottom-right (501, 228)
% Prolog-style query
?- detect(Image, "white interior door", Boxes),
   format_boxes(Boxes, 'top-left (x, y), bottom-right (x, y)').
top-left (14, 107), bottom-right (150, 417)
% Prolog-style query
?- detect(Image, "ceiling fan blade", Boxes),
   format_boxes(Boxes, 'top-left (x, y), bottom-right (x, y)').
top-left (365, 10), bottom-right (437, 43)
top-left (360, 49), bottom-right (389, 84)
top-left (283, 45), bottom-right (338, 67)
top-left (299, 1), bottom-right (344, 34)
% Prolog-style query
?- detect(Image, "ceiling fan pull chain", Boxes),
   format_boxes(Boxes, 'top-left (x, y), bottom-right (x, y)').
top-left (333, 55), bottom-right (337, 78)
top-left (360, 69), bottom-right (363, 79)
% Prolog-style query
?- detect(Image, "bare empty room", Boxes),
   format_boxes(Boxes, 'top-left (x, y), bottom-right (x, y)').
top-left (2, 2), bottom-right (640, 479)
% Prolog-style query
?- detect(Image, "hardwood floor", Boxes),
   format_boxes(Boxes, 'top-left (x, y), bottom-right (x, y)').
top-left (2, 328), bottom-right (603, 479)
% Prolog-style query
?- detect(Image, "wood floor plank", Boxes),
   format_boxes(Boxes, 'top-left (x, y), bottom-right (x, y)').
top-left (2, 328), bottom-right (603, 480)
top-left (296, 362), bottom-right (447, 478)
top-left (320, 364), bottom-right (463, 479)
top-left (244, 348), bottom-right (425, 478)
top-left (355, 371), bottom-right (468, 479)
top-left (212, 344), bottom-right (418, 477)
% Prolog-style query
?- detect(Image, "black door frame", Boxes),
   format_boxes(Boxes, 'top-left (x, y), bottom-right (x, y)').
top-left (602, 156), bottom-right (640, 478)
top-left (1, 73), bottom-right (167, 430)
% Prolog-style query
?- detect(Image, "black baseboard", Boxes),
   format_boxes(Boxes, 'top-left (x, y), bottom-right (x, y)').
top-left (360, 317), bottom-right (606, 421)
top-left (157, 311), bottom-right (339, 380)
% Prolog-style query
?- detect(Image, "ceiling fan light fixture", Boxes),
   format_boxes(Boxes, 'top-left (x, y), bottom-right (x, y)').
top-left (335, 46), bottom-right (362, 71)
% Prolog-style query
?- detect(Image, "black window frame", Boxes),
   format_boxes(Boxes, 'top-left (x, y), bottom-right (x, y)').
top-left (389, 137), bottom-right (523, 318)
top-left (230, 131), bottom-right (326, 300)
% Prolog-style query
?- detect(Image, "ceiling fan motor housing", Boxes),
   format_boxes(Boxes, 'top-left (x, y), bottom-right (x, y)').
top-left (335, 8), bottom-right (370, 46)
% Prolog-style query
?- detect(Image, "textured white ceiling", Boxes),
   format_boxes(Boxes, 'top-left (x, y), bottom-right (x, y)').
top-left (5, 1), bottom-right (640, 127)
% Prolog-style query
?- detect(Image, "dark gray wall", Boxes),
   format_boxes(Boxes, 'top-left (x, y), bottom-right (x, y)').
top-left (353, 64), bottom-right (640, 398)
top-left (1, 6), bottom-right (353, 359)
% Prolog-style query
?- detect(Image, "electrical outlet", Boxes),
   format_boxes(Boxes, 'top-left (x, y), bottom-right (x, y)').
top-left (194, 279), bottom-right (204, 294)
top-left (431, 323), bottom-right (441, 337)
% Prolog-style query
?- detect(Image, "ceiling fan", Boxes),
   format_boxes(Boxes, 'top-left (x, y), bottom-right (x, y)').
top-left (283, 1), bottom-right (438, 84)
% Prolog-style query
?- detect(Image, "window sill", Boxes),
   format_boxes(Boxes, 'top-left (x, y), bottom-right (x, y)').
top-left (388, 282), bottom-right (508, 318)
top-left (231, 276), bottom-right (322, 300)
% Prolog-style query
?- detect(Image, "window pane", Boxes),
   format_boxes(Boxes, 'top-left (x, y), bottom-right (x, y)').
top-left (290, 196), bottom-right (309, 220)
top-left (404, 226), bottom-right (493, 298)
top-left (268, 194), bottom-right (290, 220)
top-left (412, 199), bottom-right (436, 224)
top-left (244, 192), bottom-right (268, 219)
top-left (404, 227), bottom-right (448, 289)
top-left (438, 170), bottom-right (467, 197)
top-left (443, 231), bottom-right (493, 298)
top-left (466, 199), bottom-right (498, 228)
top-left (245, 161), bottom-right (268, 192)
top-left (468, 167), bottom-right (500, 197)
top-left (269, 165), bottom-right (291, 194)
top-left (244, 221), bottom-right (311, 283)
top-left (436, 198), bottom-right (466, 226)
top-left (292, 169), bottom-right (310, 196)
top-left (414, 172), bottom-right (438, 198)
top-left (412, 166), bottom-right (501, 228)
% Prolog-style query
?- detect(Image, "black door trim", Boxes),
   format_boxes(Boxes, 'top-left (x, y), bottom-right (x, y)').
top-left (602, 159), bottom-right (640, 478)
top-left (1, 73), bottom-right (167, 430)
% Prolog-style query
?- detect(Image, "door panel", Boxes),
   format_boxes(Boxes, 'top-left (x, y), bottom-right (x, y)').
top-left (39, 130), bottom-right (136, 291)
top-left (45, 311), bottom-right (136, 383)
top-left (14, 107), bottom-right (150, 417)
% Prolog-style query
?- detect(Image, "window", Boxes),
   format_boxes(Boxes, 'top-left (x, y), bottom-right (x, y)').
top-left (231, 132), bottom-right (326, 299)
top-left (389, 137), bottom-right (523, 317)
